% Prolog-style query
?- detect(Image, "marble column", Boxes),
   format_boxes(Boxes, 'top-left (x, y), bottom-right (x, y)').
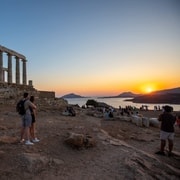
top-left (22, 59), bottom-right (27, 85)
top-left (2, 68), bottom-right (7, 82)
top-left (16, 56), bottom-right (20, 84)
top-left (7, 53), bottom-right (12, 83)
top-left (2, 69), bottom-right (5, 82)
top-left (0, 51), bottom-right (3, 82)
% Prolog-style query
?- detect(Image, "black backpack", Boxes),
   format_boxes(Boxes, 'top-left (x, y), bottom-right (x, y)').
top-left (16, 100), bottom-right (26, 115)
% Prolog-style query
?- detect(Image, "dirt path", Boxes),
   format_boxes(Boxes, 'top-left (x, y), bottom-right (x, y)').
top-left (0, 106), bottom-right (179, 180)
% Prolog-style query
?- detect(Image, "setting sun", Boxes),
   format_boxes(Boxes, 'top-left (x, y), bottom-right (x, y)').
top-left (139, 83), bottom-right (158, 94)
top-left (145, 87), bottom-right (153, 93)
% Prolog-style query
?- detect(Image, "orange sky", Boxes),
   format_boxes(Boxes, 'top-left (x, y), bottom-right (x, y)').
top-left (1, 0), bottom-right (180, 97)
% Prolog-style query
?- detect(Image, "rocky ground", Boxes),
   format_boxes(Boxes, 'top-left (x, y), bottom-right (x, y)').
top-left (0, 105), bottom-right (179, 180)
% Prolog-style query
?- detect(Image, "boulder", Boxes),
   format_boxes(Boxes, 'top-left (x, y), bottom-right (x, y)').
top-left (131, 115), bottom-right (143, 127)
top-left (149, 118), bottom-right (160, 127)
top-left (65, 132), bottom-right (96, 149)
top-left (142, 117), bottom-right (150, 127)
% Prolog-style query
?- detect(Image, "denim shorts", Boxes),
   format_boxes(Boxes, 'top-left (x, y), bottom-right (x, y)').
top-left (22, 113), bottom-right (32, 127)
top-left (160, 130), bottom-right (174, 140)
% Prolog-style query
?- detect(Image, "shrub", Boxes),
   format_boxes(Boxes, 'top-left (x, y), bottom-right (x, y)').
top-left (86, 99), bottom-right (98, 108)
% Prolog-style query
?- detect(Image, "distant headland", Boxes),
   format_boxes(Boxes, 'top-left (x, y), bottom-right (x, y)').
top-left (127, 87), bottom-right (180, 104)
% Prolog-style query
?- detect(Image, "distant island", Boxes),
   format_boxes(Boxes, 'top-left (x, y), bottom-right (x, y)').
top-left (61, 93), bottom-right (86, 98)
top-left (99, 92), bottom-right (139, 98)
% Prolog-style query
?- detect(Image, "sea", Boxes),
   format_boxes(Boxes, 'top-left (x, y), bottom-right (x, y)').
top-left (64, 97), bottom-right (180, 112)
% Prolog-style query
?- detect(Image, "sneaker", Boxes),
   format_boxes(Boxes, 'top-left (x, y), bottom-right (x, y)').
top-left (32, 138), bottom-right (40, 143)
top-left (20, 139), bottom-right (25, 143)
top-left (25, 140), bottom-right (34, 145)
top-left (155, 151), bottom-right (165, 156)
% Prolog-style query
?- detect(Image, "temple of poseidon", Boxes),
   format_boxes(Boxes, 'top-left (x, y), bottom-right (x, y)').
top-left (0, 45), bottom-right (67, 108)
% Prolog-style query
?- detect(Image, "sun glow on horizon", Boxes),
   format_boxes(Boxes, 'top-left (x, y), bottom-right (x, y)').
top-left (139, 83), bottom-right (159, 94)
top-left (145, 87), bottom-right (153, 93)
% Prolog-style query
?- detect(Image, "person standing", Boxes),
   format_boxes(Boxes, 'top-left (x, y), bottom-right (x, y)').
top-left (20, 92), bottom-right (37, 145)
top-left (29, 96), bottom-right (40, 143)
top-left (156, 105), bottom-right (176, 156)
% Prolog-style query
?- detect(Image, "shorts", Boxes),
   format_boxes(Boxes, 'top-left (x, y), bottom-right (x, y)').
top-left (31, 114), bottom-right (35, 123)
top-left (22, 113), bottom-right (32, 127)
top-left (160, 130), bottom-right (174, 140)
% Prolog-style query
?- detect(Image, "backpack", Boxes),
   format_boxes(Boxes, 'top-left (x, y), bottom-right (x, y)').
top-left (16, 100), bottom-right (26, 115)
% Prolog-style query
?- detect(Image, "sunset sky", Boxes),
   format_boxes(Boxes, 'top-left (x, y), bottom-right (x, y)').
top-left (1, 0), bottom-right (180, 97)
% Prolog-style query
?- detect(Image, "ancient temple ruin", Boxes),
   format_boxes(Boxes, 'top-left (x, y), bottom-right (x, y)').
top-left (0, 45), bottom-right (36, 100)
top-left (0, 45), bottom-right (67, 107)
top-left (0, 45), bottom-right (29, 85)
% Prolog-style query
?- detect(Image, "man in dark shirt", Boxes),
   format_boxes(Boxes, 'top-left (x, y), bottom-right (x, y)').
top-left (156, 105), bottom-right (176, 156)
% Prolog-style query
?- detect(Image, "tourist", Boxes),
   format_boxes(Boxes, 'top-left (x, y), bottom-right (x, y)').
top-left (155, 105), bottom-right (176, 156)
top-left (66, 106), bottom-right (76, 116)
top-left (20, 92), bottom-right (37, 145)
top-left (29, 96), bottom-right (40, 143)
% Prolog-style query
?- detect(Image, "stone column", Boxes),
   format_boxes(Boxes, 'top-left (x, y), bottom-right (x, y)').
top-left (0, 51), bottom-right (3, 82)
top-left (2, 69), bottom-right (5, 82)
top-left (15, 56), bottom-right (20, 84)
top-left (22, 59), bottom-right (27, 85)
top-left (2, 70), bottom-right (5, 82)
top-left (7, 53), bottom-right (12, 83)
top-left (2, 68), bottom-right (8, 82)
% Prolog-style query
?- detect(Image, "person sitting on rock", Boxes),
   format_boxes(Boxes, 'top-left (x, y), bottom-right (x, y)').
top-left (67, 106), bottom-right (76, 116)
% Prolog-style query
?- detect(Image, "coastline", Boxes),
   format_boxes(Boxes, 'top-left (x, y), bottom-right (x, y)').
top-left (64, 97), bottom-right (180, 112)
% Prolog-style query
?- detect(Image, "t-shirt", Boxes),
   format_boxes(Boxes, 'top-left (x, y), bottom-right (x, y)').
top-left (24, 100), bottom-right (34, 115)
top-left (158, 112), bottom-right (176, 132)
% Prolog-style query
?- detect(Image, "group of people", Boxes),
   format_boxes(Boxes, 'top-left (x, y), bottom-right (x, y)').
top-left (102, 107), bottom-right (114, 118)
top-left (18, 93), bottom-right (180, 155)
top-left (19, 92), bottom-right (39, 145)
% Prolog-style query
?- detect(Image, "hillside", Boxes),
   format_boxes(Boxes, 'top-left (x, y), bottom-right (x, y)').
top-left (116, 91), bottom-right (139, 98)
top-left (130, 87), bottom-right (180, 104)
top-left (152, 87), bottom-right (180, 95)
